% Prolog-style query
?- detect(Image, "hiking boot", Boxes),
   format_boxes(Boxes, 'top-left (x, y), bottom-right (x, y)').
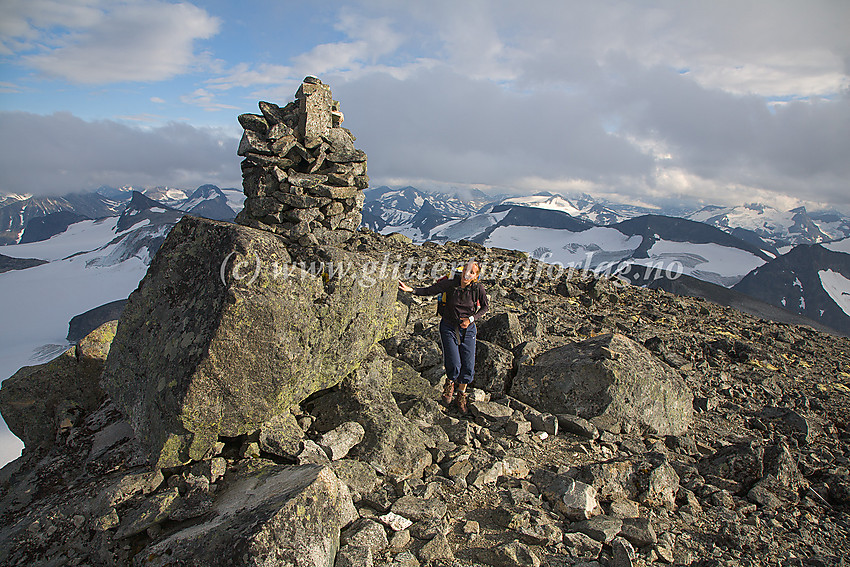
top-left (441, 380), bottom-right (455, 406)
top-left (455, 390), bottom-right (468, 414)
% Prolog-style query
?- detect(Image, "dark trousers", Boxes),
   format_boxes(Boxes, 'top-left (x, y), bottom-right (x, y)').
top-left (439, 319), bottom-right (476, 385)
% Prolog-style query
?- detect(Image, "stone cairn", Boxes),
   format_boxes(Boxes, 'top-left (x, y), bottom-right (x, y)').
top-left (234, 76), bottom-right (368, 245)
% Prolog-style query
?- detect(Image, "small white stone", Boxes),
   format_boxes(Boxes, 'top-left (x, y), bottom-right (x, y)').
top-left (378, 511), bottom-right (413, 531)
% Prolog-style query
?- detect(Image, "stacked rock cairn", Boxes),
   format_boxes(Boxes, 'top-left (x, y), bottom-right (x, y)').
top-left (235, 76), bottom-right (368, 245)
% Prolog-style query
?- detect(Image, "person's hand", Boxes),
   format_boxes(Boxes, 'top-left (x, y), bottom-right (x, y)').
top-left (398, 281), bottom-right (413, 293)
top-left (459, 318), bottom-right (471, 329)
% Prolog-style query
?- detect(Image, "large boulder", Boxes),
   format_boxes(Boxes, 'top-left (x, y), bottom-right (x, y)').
top-left (510, 333), bottom-right (693, 435)
top-left (473, 339), bottom-right (514, 395)
top-left (101, 216), bottom-right (398, 468)
top-left (0, 320), bottom-right (117, 451)
top-left (137, 461), bottom-right (356, 567)
top-left (477, 312), bottom-right (524, 350)
top-left (308, 346), bottom-right (432, 481)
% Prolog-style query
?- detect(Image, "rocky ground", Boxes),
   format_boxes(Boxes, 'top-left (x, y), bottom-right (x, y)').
top-left (0, 228), bottom-right (848, 566)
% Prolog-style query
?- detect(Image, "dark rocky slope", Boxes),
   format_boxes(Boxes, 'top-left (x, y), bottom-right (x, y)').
top-left (0, 225), bottom-right (847, 567)
top-left (0, 253), bottom-right (47, 273)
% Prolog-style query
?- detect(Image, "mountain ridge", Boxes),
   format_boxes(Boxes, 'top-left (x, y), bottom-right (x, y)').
top-left (0, 221), bottom-right (848, 565)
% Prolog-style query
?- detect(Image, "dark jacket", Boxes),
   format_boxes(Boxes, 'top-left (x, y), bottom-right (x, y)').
top-left (414, 276), bottom-right (489, 324)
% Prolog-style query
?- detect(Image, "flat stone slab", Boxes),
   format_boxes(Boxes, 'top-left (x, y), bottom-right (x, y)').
top-left (469, 400), bottom-right (514, 422)
top-left (138, 462), bottom-right (356, 567)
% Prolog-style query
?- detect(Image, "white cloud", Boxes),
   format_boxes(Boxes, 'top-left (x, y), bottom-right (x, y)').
top-left (206, 63), bottom-right (296, 93)
top-left (349, 1), bottom-right (850, 98)
top-left (0, 81), bottom-right (26, 94)
top-left (11, 1), bottom-right (220, 84)
top-left (289, 13), bottom-right (405, 78)
top-left (180, 88), bottom-right (240, 112)
top-left (0, 0), bottom-right (103, 54)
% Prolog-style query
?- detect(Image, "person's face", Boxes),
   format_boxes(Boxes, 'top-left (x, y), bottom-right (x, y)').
top-left (462, 262), bottom-right (479, 285)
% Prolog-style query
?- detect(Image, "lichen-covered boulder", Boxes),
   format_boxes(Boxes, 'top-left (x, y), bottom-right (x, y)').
top-left (510, 333), bottom-right (693, 436)
top-left (137, 462), bottom-right (356, 567)
top-left (0, 320), bottom-right (117, 450)
top-left (101, 215), bottom-right (398, 468)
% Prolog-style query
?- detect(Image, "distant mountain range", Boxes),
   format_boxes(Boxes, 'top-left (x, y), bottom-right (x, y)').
top-left (0, 193), bottom-right (122, 245)
top-left (733, 240), bottom-right (850, 335)
top-left (362, 186), bottom-right (850, 335)
top-left (0, 184), bottom-right (242, 246)
top-left (0, 182), bottom-right (848, 388)
top-left (686, 203), bottom-right (848, 248)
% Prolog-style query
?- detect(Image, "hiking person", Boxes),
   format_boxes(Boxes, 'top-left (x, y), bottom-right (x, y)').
top-left (398, 260), bottom-right (489, 413)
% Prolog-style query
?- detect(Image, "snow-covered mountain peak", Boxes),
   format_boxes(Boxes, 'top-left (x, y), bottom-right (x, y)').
top-left (142, 186), bottom-right (189, 206)
top-left (743, 202), bottom-right (769, 213)
top-left (0, 193), bottom-right (32, 205)
top-left (687, 203), bottom-right (834, 246)
top-left (500, 194), bottom-right (584, 217)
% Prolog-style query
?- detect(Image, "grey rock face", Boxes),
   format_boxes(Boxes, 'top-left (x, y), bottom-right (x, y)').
top-left (543, 476), bottom-right (600, 520)
top-left (340, 518), bottom-right (388, 550)
top-left (330, 459), bottom-right (379, 501)
top-left (477, 312), bottom-right (524, 350)
top-left (700, 439), bottom-right (764, 492)
top-left (469, 400), bottom-right (514, 422)
top-left (510, 333), bottom-right (693, 436)
top-left (611, 536), bottom-right (636, 567)
top-left (573, 514), bottom-right (623, 543)
top-left (563, 531), bottom-right (603, 558)
top-left (101, 216), bottom-right (398, 468)
top-left (640, 461), bottom-right (679, 507)
top-left (494, 540), bottom-right (540, 566)
top-left (391, 494), bottom-right (448, 522)
top-left (258, 412), bottom-right (304, 458)
top-left (557, 413), bottom-right (599, 439)
top-left (619, 517), bottom-right (657, 547)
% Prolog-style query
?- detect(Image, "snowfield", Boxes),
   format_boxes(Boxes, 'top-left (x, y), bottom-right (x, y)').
top-left (630, 239), bottom-right (767, 287)
top-left (0, 218), bottom-right (151, 466)
top-left (221, 189), bottom-right (246, 213)
top-left (2, 217), bottom-right (121, 261)
top-left (483, 226), bottom-right (642, 269)
top-left (429, 211), bottom-right (510, 242)
top-left (819, 269), bottom-right (850, 317)
top-left (824, 238), bottom-right (850, 255)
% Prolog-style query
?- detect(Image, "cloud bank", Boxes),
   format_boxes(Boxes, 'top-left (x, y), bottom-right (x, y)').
top-left (0, 0), bottom-right (847, 211)
top-left (0, 112), bottom-right (241, 195)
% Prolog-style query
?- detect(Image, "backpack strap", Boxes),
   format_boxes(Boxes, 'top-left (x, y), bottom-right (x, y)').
top-left (436, 269), bottom-right (463, 315)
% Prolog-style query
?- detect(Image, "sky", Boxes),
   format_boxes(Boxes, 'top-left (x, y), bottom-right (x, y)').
top-left (0, 0), bottom-right (848, 212)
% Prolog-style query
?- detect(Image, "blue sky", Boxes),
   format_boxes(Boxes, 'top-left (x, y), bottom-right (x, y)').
top-left (1, 0), bottom-right (848, 211)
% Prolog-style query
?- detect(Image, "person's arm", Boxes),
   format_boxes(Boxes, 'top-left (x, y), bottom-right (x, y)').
top-left (398, 277), bottom-right (452, 297)
top-left (471, 283), bottom-right (489, 321)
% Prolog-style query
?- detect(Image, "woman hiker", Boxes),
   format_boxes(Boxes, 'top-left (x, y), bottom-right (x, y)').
top-left (398, 260), bottom-right (489, 413)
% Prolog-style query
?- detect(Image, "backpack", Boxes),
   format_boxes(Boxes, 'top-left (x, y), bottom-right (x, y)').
top-left (436, 267), bottom-right (481, 317)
